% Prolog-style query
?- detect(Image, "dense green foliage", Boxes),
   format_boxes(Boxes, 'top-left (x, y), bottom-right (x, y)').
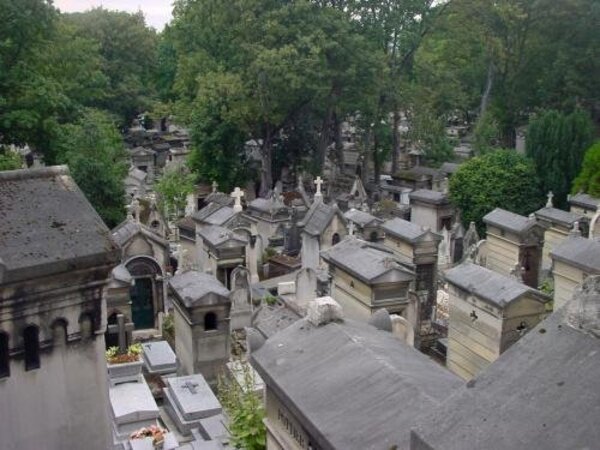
top-left (526, 109), bottom-right (594, 208)
top-left (154, 166), bottom-right (196, 219)
top-left (0, 151), bottom-right (22, 171)
top-left (218, 362), bottom-right (266, 450)
top-left (449, 150), bottom-right (544, 233)
top-left (55, 109), bottom-right (127, 227)
top-left (572, 142), bottom-right (600, 198)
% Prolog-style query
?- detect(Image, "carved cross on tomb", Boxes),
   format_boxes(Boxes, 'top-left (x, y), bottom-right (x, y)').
top-left (181, 380), bottom-right (199, 395)
top-left (212, 180), bottom-right (218, 193)
top-left (231, 187), bottom-right (244, 212)
top-left (314, 176), bottom-right (324, 198)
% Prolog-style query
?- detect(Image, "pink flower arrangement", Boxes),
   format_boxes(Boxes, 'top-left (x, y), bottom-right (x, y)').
top-left (130, 424), bottom-right (167, 445)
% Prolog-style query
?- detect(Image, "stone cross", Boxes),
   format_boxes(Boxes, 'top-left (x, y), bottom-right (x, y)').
top-left (107, 314), bottom-right (134, 354)
top-left (231, 187), bottom-right (244, 212)
top-left (181, 380), bottom-right (199, 395)
top-left (212, 180), bottom-right (218, 193)
top-left (314, 176), bottom-right (324, 199)
top-left (297, 174), bottom-right (304, 191)
top-left (546, 191), bottom-right (554, 208)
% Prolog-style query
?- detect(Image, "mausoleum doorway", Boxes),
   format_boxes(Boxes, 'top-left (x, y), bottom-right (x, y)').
top-left (125, 256), bottom-right (164, 329)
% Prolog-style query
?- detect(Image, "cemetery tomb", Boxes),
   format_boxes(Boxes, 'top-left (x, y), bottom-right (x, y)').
top-left (142, 341), bottom-right (177, 375)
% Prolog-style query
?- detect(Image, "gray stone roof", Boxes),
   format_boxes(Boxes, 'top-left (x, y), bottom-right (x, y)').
top-left (483, 208), bottom-right (537, 234)
top-left (197, 225), bottom-right (247, 247)
top-left (300, 201), bottom-right (345, 237)
top-left (248, 197), bottom-right (286, 213)
top-left (439, 162), bottom-right (461, 175)
top-left (409, 189), bottom-right (449, 205)
top-left (204, 191), bottom-right (233, 206)
top-left (321, 238), bottom-right (414, 284)
top-left (111, 218), bottom-right (168, 248)
top-left (0, 166), bottom-right (119, 283)
top-left (251, 318), bottom-right (462, 450)
top-left (129, 146), bottom-right (155, 156)
top-left (411, 306), bottom-right (600, 450)
top-left (343, 208), bottom-right (380, 227)
top-left (381, 218), bottom-right (441, 243)
top-left (445, 263), bottom-right (549, 308)
top-left (169, 271), bottom-right (230, 307)
top-left (534, 207), bottom-right (584, 228)
top-left (252, 303), bottom-right (301, 339)
top-left (550, 236), bottom-right (600, 273)
top-left (192, 203), bottom-right (236, 226)
top-left (568, 192), bottom-right (599, 211)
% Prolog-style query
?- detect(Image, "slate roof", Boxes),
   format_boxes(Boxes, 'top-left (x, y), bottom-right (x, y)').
top-left (321, 238), bottom-right (414, 284)
top-left (251, 318), bottom-right (462, 450)
top-left (411, 307), bottom-right (600, 450)
top-left (169, 271), bottom-right (230, 307)
top-left (409, 189), bottom-right (449, 205)
top-left (381, 218), bottom-right (441, 243)
top-left (439, 162), bottom-right (461, 175)
top-left (534, 207), bottom-right (584, 228)
top-left (550, 236), bottom-right (600, 273)
top-left (129, 146), bottom-right (155, 156)
top-left (111, 218), bottom-right (168, 248)
top-left (192, 203), bottom-right (236, 226)
top-left (0, 166), bottom-right (119, 283)
top-left (568, 192), bottom-right (599, 211)
top-left (483, 208), bottom-right (537, 234)
top-left (204, 191), bottom-right (233, 206)
top-left (248, 197), bottom-right (287, 214)
top-left (343, 208), bottom-right (380, 227)
top-left (444, 263), bottom-right (549, 308)
top-left (197, 225), bottom-right (247, 247)
top-left (252, 303), bottom-right (302, 338)
top-left (300, 201), bottom-right (345, 237)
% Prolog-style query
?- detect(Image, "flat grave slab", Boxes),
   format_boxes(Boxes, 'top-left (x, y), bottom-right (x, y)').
top-left (142, 341), bottom-right (177, 374)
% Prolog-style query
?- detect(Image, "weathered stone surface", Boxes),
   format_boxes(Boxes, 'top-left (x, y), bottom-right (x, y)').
top-left (142, 341), bottom-right (177, 374)
top-left (307, 296), bottom-right (343, 326)
top-left (566, 275), bottom-right (600, 337)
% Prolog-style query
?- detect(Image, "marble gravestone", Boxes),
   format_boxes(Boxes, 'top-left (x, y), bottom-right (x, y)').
top-left (141, 341), bottom-right (177, 375)
top-left (229, 266), bottom-right (253, 331)
top-left (164, 374), bottom-right (222, 436)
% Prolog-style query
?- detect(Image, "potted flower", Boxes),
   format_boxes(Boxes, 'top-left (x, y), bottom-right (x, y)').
top-left (106, 343), bottom-right (143, 383)
top-left (129, 424), bottom-right (167, 449)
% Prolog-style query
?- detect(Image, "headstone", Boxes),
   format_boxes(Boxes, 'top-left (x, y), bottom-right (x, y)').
top-left (230, 266), bottom-right (252, 330)
top-left (295, 267), bottom-right (317, 310)
top-left (109, 380), bottom-right (160, 443)
top-left (211, 181), bottom-right (218, 193)
top-left (546, 191), bottom-right (554, 208)
top-left (277, 281), bottom-right (296, 296)
top-left (163, 374), bottom-right (222, 436)
top-left (314, 176), bottom-right (324, 200)
top-left (141, 341), bottom-right (177, 375)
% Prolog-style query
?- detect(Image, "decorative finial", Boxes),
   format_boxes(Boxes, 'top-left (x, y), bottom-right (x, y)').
top-left (231, 187), bottom-right (244, 212)
top-left (314, 176), bottom-right (324, 200)
top-left (546, 191), bottom-right (554, 208)
top-left (211, 180), bottom-right (218, 193)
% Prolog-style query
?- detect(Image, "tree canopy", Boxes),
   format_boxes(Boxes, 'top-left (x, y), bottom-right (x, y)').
top-left (449, 150), bottom-right (544, 233)
top-left (572, 142), bottom-right (600, 198)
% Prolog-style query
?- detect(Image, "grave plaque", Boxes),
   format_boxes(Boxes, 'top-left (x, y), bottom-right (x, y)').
top-left (141, 341), bottom-right (177, 375)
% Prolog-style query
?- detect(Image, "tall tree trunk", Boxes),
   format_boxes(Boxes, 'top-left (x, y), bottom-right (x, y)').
top-left (373, 133), bottom-right (381, 189)
top-left (391, 108), bottom-right (401, 174)
top-left (333, 112), bottom-right (344, 167)
top-left (480, 62), bottom-right (494, 119)
top-left (259, 126), bottom-right (273, 198)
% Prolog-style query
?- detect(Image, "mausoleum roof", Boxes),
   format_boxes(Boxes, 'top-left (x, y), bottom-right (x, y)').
top-left (193, 202), bottom-right (236, 226)
top-left (439, 162), bottom-right (461, 175)
top-left (251, 318), bottom-right (462, 450)
top-left (445, 263), bottom-right (549, 308)
top-left (483, 208), bottom-right (538, 234)
top-left (411, 288), bottom-right (600, 450)
top-left (196, 225), bottom-right (247, 247)
top-left (343, 208), bottom-right (380, 227)
top-left (534, 207), bottom-right (584, 228)
top-left (321, 238), bottom-right (414, 284)
top-left (568, 192), bottom-right (599, 211)
top-left (550, 236), bottom-right (600, 273)
top-left (169, 271), bottom-right (230, 307)
top-left (0, 166), bottom-right (119, 283)
top-left (409, 189), bottom-right (449, 205)
top-left (381, 218), bottom-right (441, 243)
top-left (300, 201), bottom-right (345, 237)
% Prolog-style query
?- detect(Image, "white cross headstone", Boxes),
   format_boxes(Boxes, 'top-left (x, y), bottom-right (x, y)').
top-left (546, 191), bottom-right (554, 208)
top-left (211, 181), bottom-right (218, 193)
top-left (231, 187), bottom-right (244, 212)
top-left (314, 176), bottom-right (324, 200)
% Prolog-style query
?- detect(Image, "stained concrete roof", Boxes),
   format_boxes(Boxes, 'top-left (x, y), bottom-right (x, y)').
top-left (0, 166), bottom-right (119, 283)
top-left (251, 318), bottom-right (462, 450)
top-left (252, 302), bottom-right (301, 339)
top-left (321, 238), bottom-right (414, 284)
top-left (483, 208), bottom-right (537, 234)
top-left (409, 189), bottom-right (449, 205)
top-left (169, 271), bottom-right (230, 307)
top-left (343, 208), bottom-right (380, 227)
top-left (534, 207), bottom-right (584, 228)
top-left (204, 191), bottom-right (233, 206)
top-left (300, 201), bottom-right (345, 237)
top-left (381, 218), bottom-right (441, 243)
top-left (410, 307), bottom-right (600, 450)
top-left (445, 263), bottom-right (549, 308)
top-left (111, 218), bottom-right (168, 248)
top-left (439, 162), bottom-right (461, 175)
top-left (568, 192), bottom-right (599, 211)
top-left (248, 197), bottom-right (286, 214)
top-left (197, 225), bottom-right (247, 247)
top-left (550, 236), bottom-right (600, 273)
top-left (192, 203), bottom-right (236, 226)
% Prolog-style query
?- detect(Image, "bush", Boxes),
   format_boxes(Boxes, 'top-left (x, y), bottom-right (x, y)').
top-left (572, 142), bottom-right (600, 197)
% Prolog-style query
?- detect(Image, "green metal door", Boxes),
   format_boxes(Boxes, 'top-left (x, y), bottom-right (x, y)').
top-left (130, 278), bottom-right (154, 329)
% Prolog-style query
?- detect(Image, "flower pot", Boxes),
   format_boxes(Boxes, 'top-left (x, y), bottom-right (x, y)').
top-left (108, 359), bottom-right (143, 384)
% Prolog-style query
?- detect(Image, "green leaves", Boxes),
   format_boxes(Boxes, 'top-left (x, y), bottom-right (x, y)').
top-left (450, 150), bottom-right (544, 233)
top-left (572, 142), bottom-right (600, 198)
